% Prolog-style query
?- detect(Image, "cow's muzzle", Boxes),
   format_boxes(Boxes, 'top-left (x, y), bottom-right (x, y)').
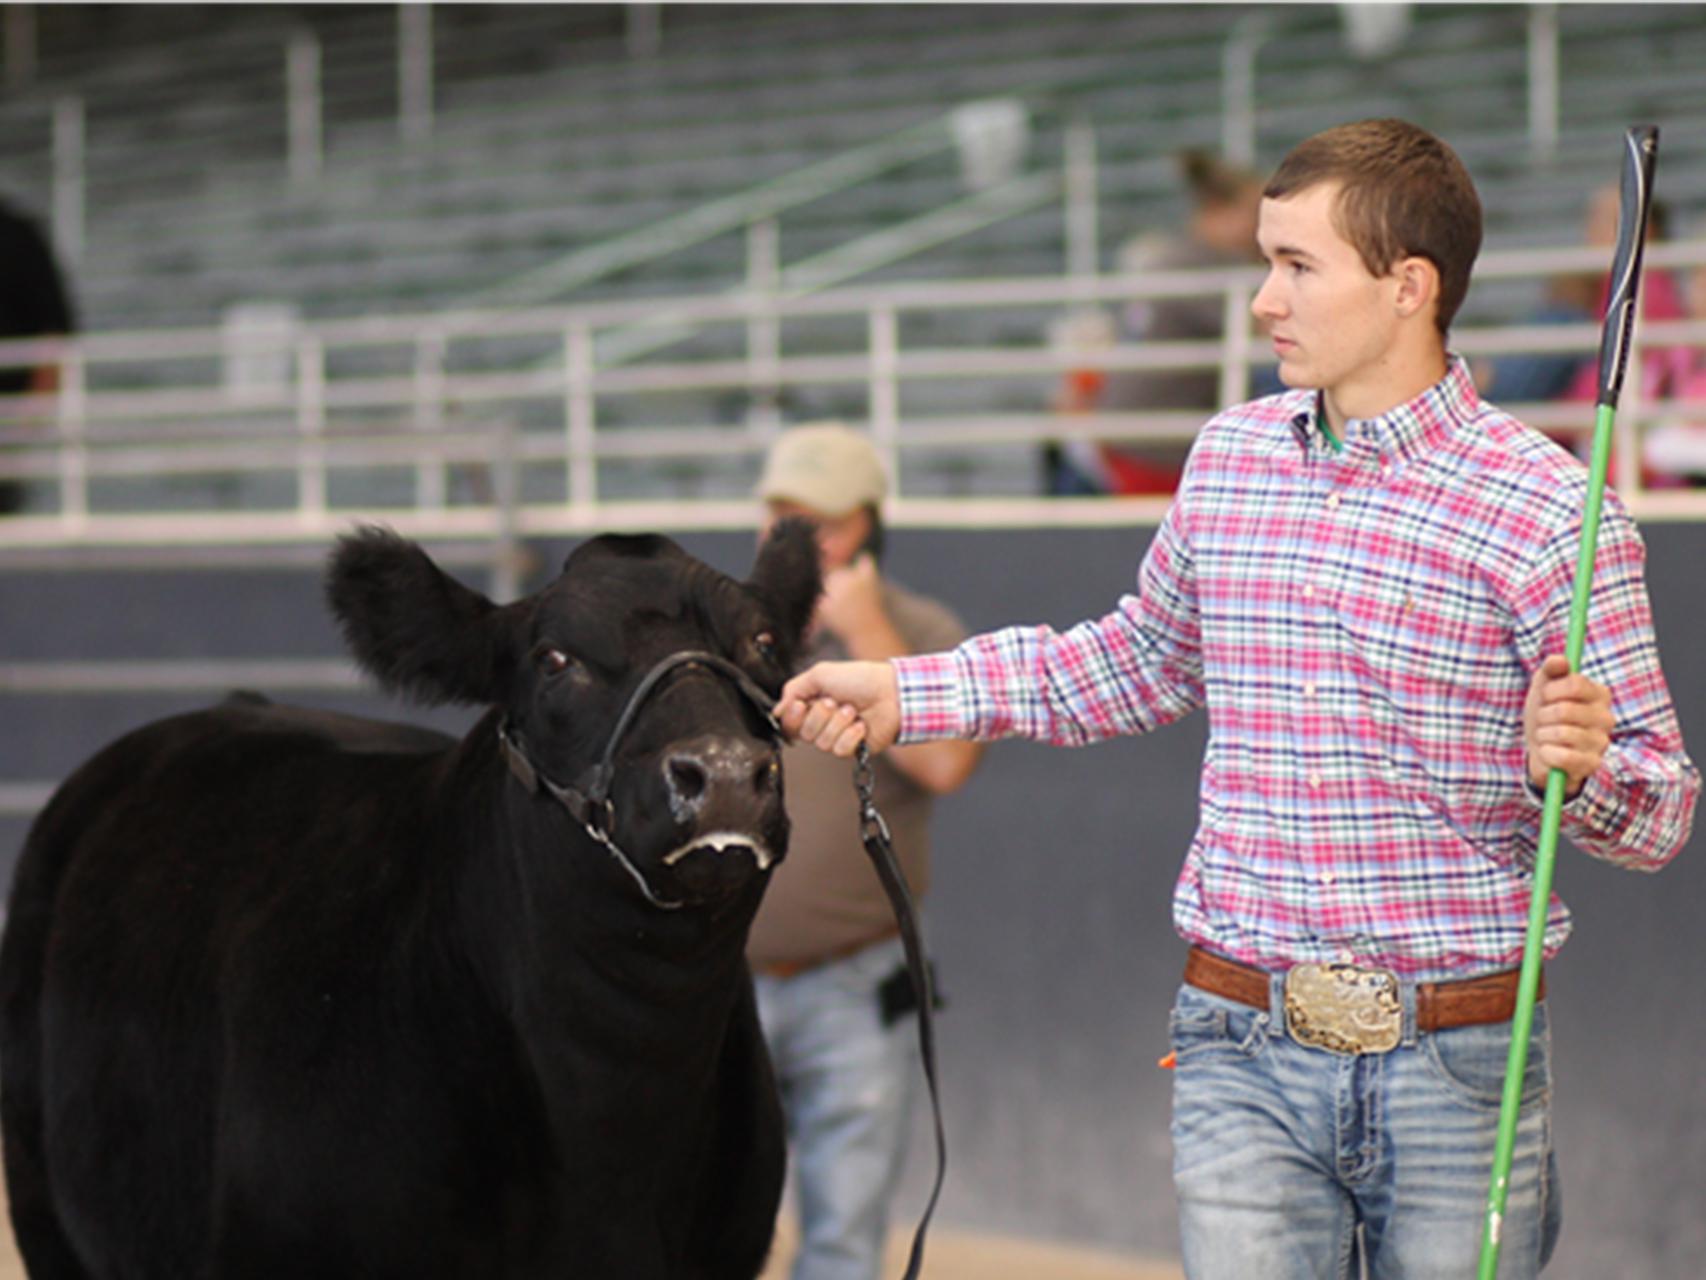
top-left (497, 650), bottom-right (782, 910)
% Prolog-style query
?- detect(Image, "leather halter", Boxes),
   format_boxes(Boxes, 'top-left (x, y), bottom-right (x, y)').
top-left (496, 650), bottom-right (781, 910)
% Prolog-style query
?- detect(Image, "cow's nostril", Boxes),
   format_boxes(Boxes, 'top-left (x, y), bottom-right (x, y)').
top-left (667, 755), bottom-right (708, 803)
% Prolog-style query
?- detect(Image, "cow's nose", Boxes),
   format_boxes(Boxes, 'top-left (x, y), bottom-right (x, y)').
top-left (662, 735), bottom-right (778, 817)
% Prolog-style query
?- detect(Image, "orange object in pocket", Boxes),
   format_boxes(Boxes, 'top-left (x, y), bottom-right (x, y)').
top-left (1157, 1051), bottom-right (1177, 1071)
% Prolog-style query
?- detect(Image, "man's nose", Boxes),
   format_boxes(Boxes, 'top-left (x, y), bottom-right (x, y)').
top-left (1250, 272), bottom-right (1283, 322)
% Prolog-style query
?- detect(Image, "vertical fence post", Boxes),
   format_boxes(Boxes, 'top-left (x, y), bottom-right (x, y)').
top-left (565, 323), bottom-right (597, 512)
top-left (4, 4), bottom-right (36, 89)
top-left (490, 413), bottom-right (523, 603)
top-left (746, 217), bottom-right (782, 432)
top-left (1064, 115), bottom-right (1100, 293)
top-left (295, 335), bottom-right (327, 522)
top-left (413, 329), bottom-right (447, 510)
top-left (626, 3), bottom-right (661, 59)
top-left (1527, 3), bottom-right (1560, 166)
top-left (868, 304), bottom-right (900, 497)
top-left (55, 342), bottom-right (86, 528)
top-left (287, 29), bottom-right (323, 185)
top-left (1221, 13), bottom-right (1272, 169)
top-left (398, 3), bottom-right (433, 148)
top-left (52, 95), bottom-right (85, 268)
top-left (1218, 276), bottom-right (1254, 408)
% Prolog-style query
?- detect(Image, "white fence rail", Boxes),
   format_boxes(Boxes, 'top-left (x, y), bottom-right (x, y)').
top-left (4, 241), bottom-right (1706, 561)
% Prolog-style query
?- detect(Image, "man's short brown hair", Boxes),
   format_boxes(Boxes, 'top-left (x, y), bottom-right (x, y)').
top-left (1264, 118), bottom-right (1482, 335)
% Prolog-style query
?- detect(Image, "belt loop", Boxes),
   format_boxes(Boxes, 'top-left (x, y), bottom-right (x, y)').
top-left (1268, 969), bottom-right (1287, 1028)
top-left (1400, 979), bottom-right (1419, 1047)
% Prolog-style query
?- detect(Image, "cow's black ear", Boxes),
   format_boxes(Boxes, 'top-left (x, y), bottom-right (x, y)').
top-left (747, 518), bottom-right (822, 651)
top-left (327, 526), bottom-right (526, 706)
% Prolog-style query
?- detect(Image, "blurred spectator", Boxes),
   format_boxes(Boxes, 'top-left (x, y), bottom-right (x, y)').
top-left (1560, 183), bottom-right (1684, 406)
top-left (748, 423), bottom-right (981, 1280)
top-left (1478, 183), bottom-right (1688, 487)
top-left (0, 196), bottom-right (76, 515)
top-left (1481, 187), bottom-right (1682, 407)
top-left (1476, 270), bottom-right (1597, 404)
top-left (1643, 253), bottom-right (1706, 486)
top-left (1048, 150), bottom-right (1276, 495)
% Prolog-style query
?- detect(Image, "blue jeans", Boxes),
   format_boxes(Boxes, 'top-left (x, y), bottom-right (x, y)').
top-left (1170, 982), bottom-right (1562, 1279)
top-left (754, 936), bottom-right (920, 1280)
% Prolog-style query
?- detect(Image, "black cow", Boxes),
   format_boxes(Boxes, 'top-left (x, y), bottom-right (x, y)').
top-left (0, 522), bottom-right (823, 1279)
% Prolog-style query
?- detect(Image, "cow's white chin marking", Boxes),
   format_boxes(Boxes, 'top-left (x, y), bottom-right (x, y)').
top-left (660, 832), bottom-right (774, 872)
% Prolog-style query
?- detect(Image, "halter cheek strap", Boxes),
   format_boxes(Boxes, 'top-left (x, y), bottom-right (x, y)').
top-left (496, 650), bottom-right (782, 910)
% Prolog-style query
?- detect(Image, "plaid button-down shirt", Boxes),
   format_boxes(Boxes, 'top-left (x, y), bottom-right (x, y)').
top-left (894, 358), bottom-right (1698, 980)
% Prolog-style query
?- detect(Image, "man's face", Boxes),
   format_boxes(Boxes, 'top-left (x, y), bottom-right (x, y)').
top-left (1251, 182), bottom-right (1404, 404)
top-left (761, 500), bottom-right (870, 573)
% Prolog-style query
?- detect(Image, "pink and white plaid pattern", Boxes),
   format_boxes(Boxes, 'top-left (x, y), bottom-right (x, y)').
top-left (895, 359), bottom-right (1698, 980)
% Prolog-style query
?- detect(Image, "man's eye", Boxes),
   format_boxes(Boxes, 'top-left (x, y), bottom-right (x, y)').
top-left (753, 631), bottom-right (778, 661)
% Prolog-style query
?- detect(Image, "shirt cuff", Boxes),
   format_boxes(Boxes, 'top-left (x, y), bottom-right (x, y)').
top-left (1520, 768), bottom-right (1608, 824)
top-left (892, 652), bottom-right (969, 743)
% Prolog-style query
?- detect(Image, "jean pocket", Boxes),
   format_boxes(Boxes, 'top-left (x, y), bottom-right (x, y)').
top-left (1169, 986), bottom-right (1271, 1063)
top-left (1421, 1006), bottom-right (1551, 1109)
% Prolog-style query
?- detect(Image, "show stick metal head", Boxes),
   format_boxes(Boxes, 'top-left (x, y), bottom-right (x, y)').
top-left (1596, 125), bottom-right (1660, 408)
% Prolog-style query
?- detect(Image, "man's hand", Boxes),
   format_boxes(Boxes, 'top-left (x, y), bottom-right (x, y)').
top-left (1524, 654), bottom-right (1613, 796)
top-left (777, 660), bottom-right (900, 757)
top-left (816, 553), bottom-right (888, 646)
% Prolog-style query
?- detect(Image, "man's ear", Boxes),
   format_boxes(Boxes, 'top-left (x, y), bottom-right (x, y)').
top-left (1393, 255), bottom-right (1440, 322)
top-left (326, 526), bottom-right (529, 706)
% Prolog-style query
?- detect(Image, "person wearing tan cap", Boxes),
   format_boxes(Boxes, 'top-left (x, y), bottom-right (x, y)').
top-left (748, 423), bottom-right (981, 1280)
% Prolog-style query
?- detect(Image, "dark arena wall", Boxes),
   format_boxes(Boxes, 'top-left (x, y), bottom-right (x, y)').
top-left (2, 522), bottom-right (1702, 1277)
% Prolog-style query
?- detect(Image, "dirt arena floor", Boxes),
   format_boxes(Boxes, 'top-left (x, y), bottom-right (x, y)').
top-left (763, 1217), bottom-right (1183, 1280)
top-left (0, 1183), bottom-right (1182, 1279)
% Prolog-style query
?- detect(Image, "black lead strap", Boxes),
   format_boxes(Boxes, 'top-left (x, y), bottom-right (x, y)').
top-left (855, 742), bottom-right (946, 1280)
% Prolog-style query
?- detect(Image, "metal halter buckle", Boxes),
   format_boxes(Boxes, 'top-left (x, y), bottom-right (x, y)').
top-left (1284, 962), bottom-right (1403, 1055)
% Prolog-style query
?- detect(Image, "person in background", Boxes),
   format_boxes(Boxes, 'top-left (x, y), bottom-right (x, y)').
top-left (1479, 186), bottom-right (1683, 463)
top-left (0, 195), bottom-right (76, 516)
top-left (779, 120), bottom-right (1697, 1279)
top-left (1049, 150), bottom-right (1277, 495)
top-left (1642, 246), bottom-right (1706, 485)
top-left (748, 423), bottom-right (981, 1280)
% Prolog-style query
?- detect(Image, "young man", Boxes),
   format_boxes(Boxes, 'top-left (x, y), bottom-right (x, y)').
top-left (776, 120), bottom-right (1698, 1278)
top-left (748, 423), bottom-right (981, 1280)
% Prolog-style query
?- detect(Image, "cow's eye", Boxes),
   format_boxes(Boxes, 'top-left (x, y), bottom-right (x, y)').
top-left (534, 646), bottom-right (576, 678)
top-left (753, 631), bottom-right (778, 662)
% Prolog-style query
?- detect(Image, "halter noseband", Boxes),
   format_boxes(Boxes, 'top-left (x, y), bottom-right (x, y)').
top-left (496, 650), bottom-right (782, 910)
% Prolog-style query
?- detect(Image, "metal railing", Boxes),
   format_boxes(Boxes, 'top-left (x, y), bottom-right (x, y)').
top-left (4, 239), bottom-right (1705, 551)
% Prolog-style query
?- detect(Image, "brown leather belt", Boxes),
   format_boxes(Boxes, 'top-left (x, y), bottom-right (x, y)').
top-left (1184, 946), bottom-right (1543, 1034)
top-left (754, 927), bottom-right (900, 981)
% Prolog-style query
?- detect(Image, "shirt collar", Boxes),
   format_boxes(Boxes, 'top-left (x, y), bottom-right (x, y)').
top-left (1285, 355), bottom-right (1479, 469)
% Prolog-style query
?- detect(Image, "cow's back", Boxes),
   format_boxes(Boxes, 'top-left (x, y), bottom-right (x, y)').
top-left (0, 701), bottom-right (508, 1278)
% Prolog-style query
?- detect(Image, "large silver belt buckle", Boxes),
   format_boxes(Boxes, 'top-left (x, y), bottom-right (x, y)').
top-left (1284, 963), bottom-right (1402, 1055)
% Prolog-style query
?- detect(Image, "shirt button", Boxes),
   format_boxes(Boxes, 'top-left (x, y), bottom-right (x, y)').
top-left (1320, 871), bottom-right (1336, 886)
top-left (1307, 772), bottom-right (1323, 790)
top-left (1303, 682), bottom-right (1317, 698)
top-left (1337, 947), bottom-right (1357, 963)
top-left (1325, 493), bottom-right (1341, 510)
top-left (1302, 583), bottom-right (1316, 600)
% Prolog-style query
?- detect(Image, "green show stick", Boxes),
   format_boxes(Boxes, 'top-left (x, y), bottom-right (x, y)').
top-left (1476, 123), bottom-right (1660, 1280)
